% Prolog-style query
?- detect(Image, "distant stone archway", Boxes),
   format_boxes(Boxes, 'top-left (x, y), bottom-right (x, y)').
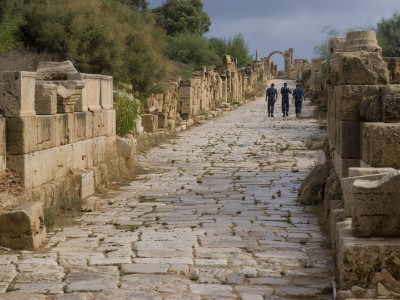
top-left (267, 50), bottom-right (285, 60)
top-left (267, 48), bottom-right (294, 76)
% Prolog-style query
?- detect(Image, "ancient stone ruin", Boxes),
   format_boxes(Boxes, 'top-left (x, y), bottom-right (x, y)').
top-left (301, 30), bottom-right (400, 297)
top-left (0, 56), bottom-right (266, 250)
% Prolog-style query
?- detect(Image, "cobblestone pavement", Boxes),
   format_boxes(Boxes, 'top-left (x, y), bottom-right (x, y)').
top-left (0, 80), bottom-right (334, 299)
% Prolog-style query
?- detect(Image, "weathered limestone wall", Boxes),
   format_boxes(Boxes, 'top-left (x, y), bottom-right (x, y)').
top-left (294, 58), bottom-right (310, 79)
top-left (0, 61), bottom-right (121, 194)
top-left (322, 30), bottom-right (400, 296)
top-left (143, 56), bottom-right (265, 131)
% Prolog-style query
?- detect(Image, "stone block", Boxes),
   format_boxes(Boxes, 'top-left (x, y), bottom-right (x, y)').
top-left (361, 122), bottom-right (400, 169)
top-left (0, 71), bottom-right (36, 117)
top-left (383, 57), bottom-right (400, 83)
top-left (382, 84), bottom-right (400, 123)
top-left (6, 116), bottom-right (37, 155)
top-left (36, 61), bottom-right (78, 81)
top-left (54, 114), bottom-right (69, 146)
top-left (35, 83), bottom-right (58, 115)
top-left (76, 170), bottom-right (95, 199)
top-left (334, 151), bottom-right (359, 178)
top-left (103, 109), bottom-right (116, 137)
top-left (66, 113), bottom-right (75, 144)
top-left (141, 114), bottom-right (158, 133)
top-left (7, 136), bottom-right (115, 189)
top-left (92, 110), bottom-right (104, 137)
top-left (351, 170), bottom-right (400, 237)
top-left (341, 173), bottom-right (389, 217)
top-left (334, 85), bottom-right (380, 122)
top-left (336, 219), bottom-right (400, 290)
top-left (85, 77), bottom-right (101, 111)
top-left (0, 202), bottom-right (46, 250)
top-left (348, 167), bottom-right (396, 177)
top-left (100, 76), bottom-right (113, 110)
top-left (74, 112), bottom-right (88, 142)
top-left (330, 51), bottom-right (389, 86)
top-left (36, 115), bottom-right (56, 151)
top-left (158, 112), bottom-right (168, 128)
top-left (359, 89), bottom-right (383, 122)
top-left (338, 121), bottom-right (360, 159)
top-left (116, 137), bottom-right (135, 158)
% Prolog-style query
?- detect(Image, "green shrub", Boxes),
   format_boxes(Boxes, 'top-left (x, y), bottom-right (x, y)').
top-left (0, 3), bottom-right (23, 54)
top-left (20, 0), bottom-right (171, 93)
top-left (164, 32), bottom-right (220, 67)
top-left (115, 92), bottom-right (140, 136)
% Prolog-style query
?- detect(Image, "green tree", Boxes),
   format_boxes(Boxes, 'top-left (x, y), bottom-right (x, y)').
top-left (20, 0), bottom-right (170, 93)
top-left (377, 12), bottom-right (400, 57)
top-left (0, 2), bottom-right (23, 54)
top-left (164, 32), bottom-right (219, 67)
top-left (226, 34), bottom-right (252, 67)
top-left (153, 0), bottom-right (211, 36)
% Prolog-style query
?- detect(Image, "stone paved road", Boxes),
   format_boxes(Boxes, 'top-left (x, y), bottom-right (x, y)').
top-left (0, 79), bottom-right (334, 300)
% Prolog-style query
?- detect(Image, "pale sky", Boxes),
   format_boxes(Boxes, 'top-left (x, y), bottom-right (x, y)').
top-left (147, 0), bottom-right (400, 69)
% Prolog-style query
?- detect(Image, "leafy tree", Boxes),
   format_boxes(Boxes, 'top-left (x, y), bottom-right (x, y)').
top-left (153, 0), bottom-right (211, 36)
top-left (377, 12), bottom-right (400, 57)
top-left (20, 0), bottom-right (170, 93)
top-left (164, 32), bottom-right (219, 67)
top-left (226, 34), bottom-right (252, 67)
top-left (0, 2), bottom-right (23, 54)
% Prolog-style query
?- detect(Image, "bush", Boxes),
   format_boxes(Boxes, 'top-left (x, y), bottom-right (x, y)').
top-left (115, 92), bottom-right (140, 136)
top-left (0, 3), bottom-right (23, 54)
top-left (164, 32), bottom-right (220, 67)
top-left (20, 0), bottom-right (171, 93)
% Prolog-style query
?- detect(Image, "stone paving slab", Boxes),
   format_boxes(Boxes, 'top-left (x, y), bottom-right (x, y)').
top-left (0, 80), bottom-right (333, 299)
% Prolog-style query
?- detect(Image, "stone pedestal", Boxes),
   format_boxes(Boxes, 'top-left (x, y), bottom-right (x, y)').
top-left (0, 71), bottom-right (36, 117)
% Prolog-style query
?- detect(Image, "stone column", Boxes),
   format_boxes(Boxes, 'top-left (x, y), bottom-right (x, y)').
top-left (0, 71), bottom-right (36, 117)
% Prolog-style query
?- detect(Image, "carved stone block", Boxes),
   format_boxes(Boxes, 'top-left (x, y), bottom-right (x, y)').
top-left (351, 171), bottom-right (400, 237)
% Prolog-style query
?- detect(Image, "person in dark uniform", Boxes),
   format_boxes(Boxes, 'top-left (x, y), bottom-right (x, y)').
top-left (280, 82), bottom-right (292, 117)
top-left (292, 83), bottom-right (305, 116)
top-left (265, 83), bottom-right (278, 117)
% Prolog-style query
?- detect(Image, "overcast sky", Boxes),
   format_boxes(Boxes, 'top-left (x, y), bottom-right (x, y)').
top-left (147, 0), bottom-right (400, 69)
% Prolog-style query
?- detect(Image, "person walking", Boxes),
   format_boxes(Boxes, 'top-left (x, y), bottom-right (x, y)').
top-left (280, 82), bottom-right (292, 117)
top-left (266, 83), bottom-right (278, 117)
top-left (292, 83), bottom-right (305, 116)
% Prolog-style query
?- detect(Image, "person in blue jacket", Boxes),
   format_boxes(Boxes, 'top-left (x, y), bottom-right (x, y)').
top-left (280, 82), bottom-right (292, 117)
top-left (265, 83), bottom-right (278, 117)
top-left (292, 84), bottom-right (305, 116)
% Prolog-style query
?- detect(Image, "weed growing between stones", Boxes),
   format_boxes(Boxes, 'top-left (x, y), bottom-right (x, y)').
top-left (303, 134), bottom-right (323, 149)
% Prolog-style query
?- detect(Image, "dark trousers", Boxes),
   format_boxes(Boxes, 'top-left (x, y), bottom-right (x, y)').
top-left (282, 98), bottom-right (289, 114)
top-left (295, 99), bottom-right (303, 114)
top-left (268, 99), bottom-right (275, 115)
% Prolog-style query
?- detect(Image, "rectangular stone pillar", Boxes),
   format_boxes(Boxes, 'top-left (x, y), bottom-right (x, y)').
top-left (179, 80), bottom-right (192, 119)
top-left (0, 71), bottom-right (36, 117)
top-left (100, 76), bottom-right (113, 109)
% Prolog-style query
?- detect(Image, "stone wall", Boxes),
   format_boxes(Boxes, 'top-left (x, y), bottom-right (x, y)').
top-left (0, 61), bottom-right (125, 198)
top-left (142, 56), bottom-right (265, 132)
top-left (314, 30), bottom-right (400, 296)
